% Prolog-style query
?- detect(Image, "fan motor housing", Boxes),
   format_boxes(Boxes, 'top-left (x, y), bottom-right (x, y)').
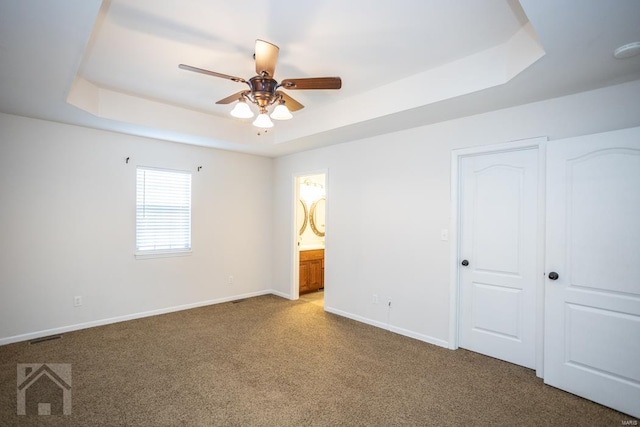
top-left (249, 76), bottom-right (278, 107)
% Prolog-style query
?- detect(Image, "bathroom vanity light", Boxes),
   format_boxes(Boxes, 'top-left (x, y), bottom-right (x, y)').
top-left (300, 179), bottom-right (325, 204)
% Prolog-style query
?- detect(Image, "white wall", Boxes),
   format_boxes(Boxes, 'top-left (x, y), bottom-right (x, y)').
top-left (2, 79), bottom-right (639, 347)
top-left (0, 113), bottom-right (273, 343)
top-left (272, 80), bottom-right (640, 347)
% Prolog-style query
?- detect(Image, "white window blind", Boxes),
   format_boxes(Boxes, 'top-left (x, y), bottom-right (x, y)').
top-left (136, 167), bottom-right (191, 256)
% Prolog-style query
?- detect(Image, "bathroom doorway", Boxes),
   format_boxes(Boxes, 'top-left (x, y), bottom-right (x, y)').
top-left (294, 172), bottom-right (327, 306)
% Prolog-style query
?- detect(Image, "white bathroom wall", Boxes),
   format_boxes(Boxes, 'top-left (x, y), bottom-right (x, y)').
top-left (272, 80), bottom-right (640, 347)
top-left (0, 113), bottom-right (273, 344)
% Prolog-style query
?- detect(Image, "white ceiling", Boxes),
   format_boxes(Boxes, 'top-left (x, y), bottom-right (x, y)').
top-left (1, 0), bottom-right (639, 157)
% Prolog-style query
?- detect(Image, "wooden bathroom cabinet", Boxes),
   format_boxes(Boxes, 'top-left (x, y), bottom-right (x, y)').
top-left (299, 249), bottom-right (324, 294)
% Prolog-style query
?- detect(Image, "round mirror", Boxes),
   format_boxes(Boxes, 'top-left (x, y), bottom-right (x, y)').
top-left (309, 197), bottom-right (326, 237)
top-left (297, 199), bottom-right (308, 235)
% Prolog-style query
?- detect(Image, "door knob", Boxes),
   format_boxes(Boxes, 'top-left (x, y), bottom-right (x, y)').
top-left (548, 272), bottom-right (559, 280)
top-left (461, 260), bottom-right (469, 266)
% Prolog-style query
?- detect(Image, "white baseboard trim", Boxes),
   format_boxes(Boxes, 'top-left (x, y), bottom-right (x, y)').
top-left (1, 291), bottom-right (450, 350)
top-left (0, 290), bottom-right (273, 346)
top-left (269, 289), bottom-right (292, 300)
top-left (324, 306), bottom-right (388, 330)
top-left (325, 306), bottom-right (449, 349)
top-left (388, 325), bottom-right (449, 349)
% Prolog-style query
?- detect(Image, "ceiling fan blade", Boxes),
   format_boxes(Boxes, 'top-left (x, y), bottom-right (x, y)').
top-left (179, 64), bottom-right (246, 83)
top-left (216, 91), bottom-right (250, 105)
top-left (254, 39), bottom-right (279, 77)
top-left (280, 77), bottom-right (342, 90)
top-left (276, 91), bottom-right (304, 111)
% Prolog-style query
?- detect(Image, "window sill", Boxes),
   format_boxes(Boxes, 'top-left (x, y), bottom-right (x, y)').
top-left (135, 250), bottom-right (192, 260)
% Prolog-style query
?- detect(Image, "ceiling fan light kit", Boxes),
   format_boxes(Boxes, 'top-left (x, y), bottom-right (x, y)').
top-left (230, 98), bottom-right (254, 118)
top-left (179, 39), bottom-right (341, 129)
top-left (253, 111), bottom-right (274, 128)
top-left (270, 101), bottom-right (293, 120)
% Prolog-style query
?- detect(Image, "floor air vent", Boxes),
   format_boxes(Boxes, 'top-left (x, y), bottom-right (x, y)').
top-left (30, 335), bottom-right (63, 344)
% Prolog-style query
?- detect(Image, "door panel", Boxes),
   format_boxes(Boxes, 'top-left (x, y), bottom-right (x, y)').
top-left (565, 304), bottom-right (640, 382)
top-left (309, 259), bottom-right (323, 290)
top-left (472, 282), bottom-right (521, 339)
top-left (459, 148), bottom-right (538, 369)
top-left (473, 165), bottom-right (523, 275)
top-left (299, 262), bottom-right (310, 293)
top-left (544, 127), bottom-right (640, 417)
top-left (567, 149), bottom-right (640, 294)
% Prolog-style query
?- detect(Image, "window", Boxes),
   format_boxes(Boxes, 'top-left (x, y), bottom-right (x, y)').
top-left (136, 167), bottom-right (192, 257)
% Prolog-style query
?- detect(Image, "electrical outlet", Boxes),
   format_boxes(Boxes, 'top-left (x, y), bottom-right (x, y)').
top-left (73, 296), bottom-right (82, 307)
top-left (372, 294), bottom-right (378, 304)
top-left (227, 276), bottom-right (234, 285)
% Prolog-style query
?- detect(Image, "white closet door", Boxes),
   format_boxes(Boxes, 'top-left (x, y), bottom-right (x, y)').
top-left (459, 148), bottom-right (538, 369)
top-left (544, 126), bottom-right (640, 418)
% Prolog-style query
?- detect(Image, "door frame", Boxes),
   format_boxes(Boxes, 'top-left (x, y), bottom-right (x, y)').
top-left (290, 169), bottom-right (329, 300)
top-left (448, 137), bottom-right (547, 377)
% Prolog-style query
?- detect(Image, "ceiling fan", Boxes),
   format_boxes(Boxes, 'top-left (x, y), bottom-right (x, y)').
top-left (179, 39), bottom-right (342, 128)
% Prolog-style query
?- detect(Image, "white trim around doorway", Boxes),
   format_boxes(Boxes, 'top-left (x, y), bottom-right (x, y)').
top-left (290, 169), bottom-right (329, 301)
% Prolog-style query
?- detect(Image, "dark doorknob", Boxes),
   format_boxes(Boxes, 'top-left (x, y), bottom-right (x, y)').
top-left (548, 272), bottom-right (559, 280)
top-left (461, 260), bottom-right (469, 266)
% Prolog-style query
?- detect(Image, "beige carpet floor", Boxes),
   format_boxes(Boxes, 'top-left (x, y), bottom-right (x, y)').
top-left (0, 294), bottom-right (633, 426)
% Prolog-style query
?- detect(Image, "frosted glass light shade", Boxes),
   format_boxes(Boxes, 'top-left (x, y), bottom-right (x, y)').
top-left (230, 101), bottom-right (254, 118)
top-left (300, 181), bottom-right (325, 204)
top-left (270, 103), bottom-right (292, 120)
top-left (252, 113), bottom-right (274, 128)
